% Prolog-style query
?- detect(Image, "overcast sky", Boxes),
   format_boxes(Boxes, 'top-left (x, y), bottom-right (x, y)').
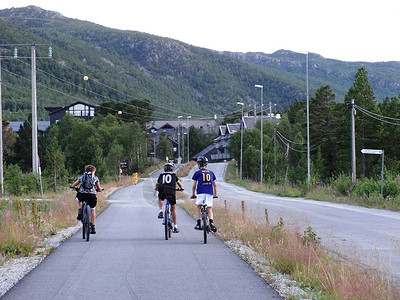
top-left (1, 0), bottom-right (400, 63)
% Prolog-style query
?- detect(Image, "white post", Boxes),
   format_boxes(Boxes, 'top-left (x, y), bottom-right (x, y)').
top-left (237, 102), bottom-right (244, 180)
top-left (32, 45), bottom-right (38, 176)
top-left (187, 116), bottom-right (191, 162)
top-left (255, 84), bottom-right (263, 184)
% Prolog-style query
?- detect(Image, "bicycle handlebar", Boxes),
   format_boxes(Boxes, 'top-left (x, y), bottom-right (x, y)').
top-left (70, 186), bottom-right (104, 192)
top-left (191, 195), bottom-right (218, 199)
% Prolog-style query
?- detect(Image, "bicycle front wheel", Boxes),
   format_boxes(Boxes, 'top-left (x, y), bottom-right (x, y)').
top-left (202, 213), bottom-right (208, 244)
top-left (164, 208), bottom-right (169, 240)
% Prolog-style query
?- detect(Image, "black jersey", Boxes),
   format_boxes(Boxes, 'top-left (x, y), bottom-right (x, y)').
top-left (157, 172), bottom-right (179, 194)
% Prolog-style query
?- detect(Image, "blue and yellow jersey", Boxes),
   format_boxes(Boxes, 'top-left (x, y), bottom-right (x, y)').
top-left (192, 168), bottom-right (216, 195)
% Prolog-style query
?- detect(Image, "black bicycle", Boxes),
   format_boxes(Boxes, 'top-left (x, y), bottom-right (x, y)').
top-left (191, 195), bottom-right (218, 244)
top-left (162, 188), bottom-right (183, 240)
top-left (72, 187), bottom-right (102, 242)
top-left (163, 196), bottom-right (173, 240)
top-left (81, 198), bottom-right (92, 242)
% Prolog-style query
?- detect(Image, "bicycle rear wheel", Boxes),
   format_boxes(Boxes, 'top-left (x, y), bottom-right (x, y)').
top-left (85, 205), bottom-right (91, 242)
top-left (202, 212), bottom-right (208, 244)
top-left (164, 208), bottom-right (169, 240)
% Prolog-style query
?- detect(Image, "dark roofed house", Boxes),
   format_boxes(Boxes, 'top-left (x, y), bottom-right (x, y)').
top-left (45, 101), bottom-right (95, 125)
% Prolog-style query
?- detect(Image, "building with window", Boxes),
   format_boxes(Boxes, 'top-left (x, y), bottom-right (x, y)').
top-left (45, 101), bottom-right (95, 125)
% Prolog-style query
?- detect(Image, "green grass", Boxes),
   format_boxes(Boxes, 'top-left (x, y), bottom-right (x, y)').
top-left (180, 199), bottom-right (400, 299)
top-left (226, 161), bottom-right (400, 211)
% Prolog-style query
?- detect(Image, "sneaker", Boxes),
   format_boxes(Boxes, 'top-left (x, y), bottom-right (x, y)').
top-left (210, 221), bottom-right (217, 233)
top-left (90, 224), bottom-right (96, 234)
top-left (194, 223), bottom-right (203, 230)
top-left (158, 211), bottom-right (163, 219)
top-left (76, 209), bottom-right (83, 221)
top-left (173, 226), bottom-right (179, 233)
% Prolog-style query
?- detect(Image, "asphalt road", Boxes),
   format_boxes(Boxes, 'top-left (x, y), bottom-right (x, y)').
top-left (193, 163), bottom-right (400, 282)
top-left (2, 166), bottom-right (281, 300)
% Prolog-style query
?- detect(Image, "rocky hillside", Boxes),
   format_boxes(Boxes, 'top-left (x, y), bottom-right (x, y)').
top-left (0, 6), bottom-right (399, 121)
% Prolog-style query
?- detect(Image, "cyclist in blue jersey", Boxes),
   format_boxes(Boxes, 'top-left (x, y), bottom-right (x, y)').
top-left (155, 163), bottom-right (184, 233)
top-left (191, 156), bottom-right (218, 232)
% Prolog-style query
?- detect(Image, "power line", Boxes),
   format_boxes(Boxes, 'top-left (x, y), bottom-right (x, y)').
top-left (354, 104), bottom-right (400, 126)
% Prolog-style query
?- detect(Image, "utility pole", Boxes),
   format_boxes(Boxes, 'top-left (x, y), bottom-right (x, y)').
top-left (351, 99), bottom-right (356, 183)
top-left (274, 128), bottom-right (277, 183)
top-left (31, 45), bottom-right (38, 176)
top-left (0, 54), bottom-right (3, 194)
top-left (0, 43), bottom-right (50, 179)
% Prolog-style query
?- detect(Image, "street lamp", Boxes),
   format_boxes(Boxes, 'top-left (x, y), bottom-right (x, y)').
top-left (187, 116), bottom-right (191, 162)
top-left (151, 129), bottom-right (157, 160)
top-left (237, 102), bottom-right (244, 180)
top-left (181, 123), bottom-right (186, 161)
top-left (255, 84), bottom-right (263, 185)
top-left (183, 132), bottom-right (187, 162)
top-left (177, 116), bottom-right (182, 162)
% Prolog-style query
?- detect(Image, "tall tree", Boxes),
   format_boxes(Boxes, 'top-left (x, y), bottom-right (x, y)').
top-left (344, 66), bottom-right (380, 177)
top-left (43, 136), bottom-right (67, 191)
top-left (309, 85), bottom-right (337, 179)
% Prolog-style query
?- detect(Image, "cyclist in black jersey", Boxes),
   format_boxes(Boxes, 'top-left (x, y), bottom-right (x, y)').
top-left (155, 163), bottom-right (184, 233)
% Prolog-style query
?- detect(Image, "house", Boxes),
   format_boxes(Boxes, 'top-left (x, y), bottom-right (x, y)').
top-left (193, 122), bottom-right (240, 161)
top-left (193, 113), bottom-right (281, 162)
top-left (146, 119), bottom-right (218, 160)
top-left (9, 101), bottom-right (96, 133)
top-left (45, 101), bottom-right (95, 125)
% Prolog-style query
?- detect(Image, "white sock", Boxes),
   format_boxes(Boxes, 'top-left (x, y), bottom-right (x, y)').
top-left (159, 209), bottom-right (162, 212)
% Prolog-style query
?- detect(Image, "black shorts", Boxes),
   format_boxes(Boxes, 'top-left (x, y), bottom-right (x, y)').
top-left (158, 192), bottom-right (176, 205)
top-left (77, 192), bottom-right (97, 208)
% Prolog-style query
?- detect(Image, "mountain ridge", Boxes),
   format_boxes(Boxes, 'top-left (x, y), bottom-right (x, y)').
top-left (0, 6), bottom-right (400, 122)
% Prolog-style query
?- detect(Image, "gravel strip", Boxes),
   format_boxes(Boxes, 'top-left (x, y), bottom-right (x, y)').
top-left (224, 240), bottom-right (313, 300)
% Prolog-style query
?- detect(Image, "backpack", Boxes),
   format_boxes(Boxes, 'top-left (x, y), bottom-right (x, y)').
top-left (82, 172), bottom-right (94, 190)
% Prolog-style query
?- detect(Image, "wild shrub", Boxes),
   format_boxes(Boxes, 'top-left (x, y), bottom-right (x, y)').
top-left (353, 178), bottom-right (380, 197)
top-left (330, 173), bottom-right (353, 196)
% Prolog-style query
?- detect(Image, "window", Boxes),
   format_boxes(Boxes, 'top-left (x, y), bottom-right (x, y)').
top-left (68, 103), bottom-right (94, 117)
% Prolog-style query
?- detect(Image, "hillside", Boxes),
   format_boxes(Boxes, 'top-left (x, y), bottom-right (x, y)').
top-left (0, 6), bottom-right (400, 122)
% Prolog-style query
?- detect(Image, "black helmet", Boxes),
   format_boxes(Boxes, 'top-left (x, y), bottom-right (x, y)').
top-left (163, 163), bottom-right (174, 172)
top-left (197, 156), bottom-right (208, 166)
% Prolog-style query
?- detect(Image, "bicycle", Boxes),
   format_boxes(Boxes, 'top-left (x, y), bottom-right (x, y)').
top-left (191, 195), bottom-right (218, 244)
top-left (163, 196), bottom-right (173, 240)
top-left (162, 188), bottom-right (183, 240)
top-left (72, 187), bottom-right (103, 242)
top-left (81, 198), bottom-right (92, 242)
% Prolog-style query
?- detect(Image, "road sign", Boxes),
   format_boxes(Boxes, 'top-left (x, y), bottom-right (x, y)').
top-left (361, 149), bottom-right (383, 155)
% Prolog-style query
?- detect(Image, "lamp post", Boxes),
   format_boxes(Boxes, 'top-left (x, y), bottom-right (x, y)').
top-left (177, 115), bottom-right (182, 162)
top-left (181, 123), bottom-right (186, 161)
top-left (187, 116), bottom-right (191, 162)
top-left (237, 102), bottom-right (244, 180)
top-left (255, 84), bottom-right (263, 185)
top-left (151, 129), bottom-right (157, 160)
top-left (183, 132), bottom-right (187, 162)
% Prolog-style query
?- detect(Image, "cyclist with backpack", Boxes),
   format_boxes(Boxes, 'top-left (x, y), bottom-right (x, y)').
top-left (71, 164), bottom-right (103, 234)
top-left (155, 163), bottom-right (184, 233)
top-left (191, 156), bottom-right (218, 232)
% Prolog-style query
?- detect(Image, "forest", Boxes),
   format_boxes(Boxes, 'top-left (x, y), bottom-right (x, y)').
top-left (228, 66), bottom-right (400, 200)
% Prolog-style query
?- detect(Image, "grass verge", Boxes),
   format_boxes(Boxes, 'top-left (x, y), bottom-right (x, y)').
top-left (180, 199), bottom-right (400, 299)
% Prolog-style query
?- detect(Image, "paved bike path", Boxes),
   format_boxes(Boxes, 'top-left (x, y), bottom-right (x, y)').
top-left (2, 174), bottom-right (281, 299)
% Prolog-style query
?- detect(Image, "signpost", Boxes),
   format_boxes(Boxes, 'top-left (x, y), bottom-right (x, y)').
top-left (361, 149), bottom-right (384, 195)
